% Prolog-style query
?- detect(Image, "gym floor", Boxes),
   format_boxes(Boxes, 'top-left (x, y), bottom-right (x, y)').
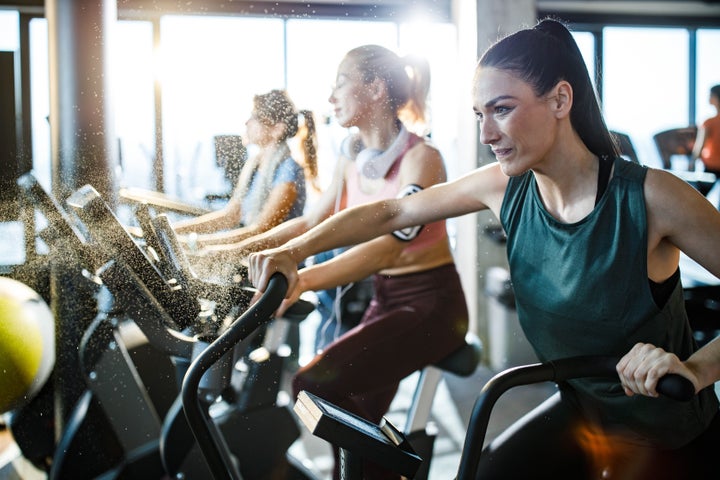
top-left (0, 309), bottom-right (557, 480)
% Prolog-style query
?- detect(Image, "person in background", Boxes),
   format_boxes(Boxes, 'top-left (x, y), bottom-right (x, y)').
top-left (173, 89), bottom-right (318, 247)
top-left (693, 84), bottom-right (720, 178)
top-left (217, 44), bottom-right (469, 479)
top-left (249, 19), bottom-right (720, 479)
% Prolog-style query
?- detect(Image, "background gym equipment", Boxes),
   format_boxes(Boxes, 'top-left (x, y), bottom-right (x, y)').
top-left (12, 173), bottom-right (184, 478)
top-left (10, 172), bottom-right (116, 475)
top-left (65, 183), bottom-right (321, 479)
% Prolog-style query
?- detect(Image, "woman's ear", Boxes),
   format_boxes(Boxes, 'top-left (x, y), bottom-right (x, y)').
top-left (270, 122), bottom-right (288, 141)
top-left (552, 81), bottom-right (573, 118)
top-left (368, 76), bottom-right (387, 102)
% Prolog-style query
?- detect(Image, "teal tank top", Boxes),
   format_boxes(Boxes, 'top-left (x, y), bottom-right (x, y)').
top-left (500, 157), bottom-right (718, 448)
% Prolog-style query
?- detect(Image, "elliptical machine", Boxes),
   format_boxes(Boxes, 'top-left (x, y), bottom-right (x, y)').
top-left (9, 173), bottom-right (181, 478)
top-left (66, 183), bottom-right (318, 479)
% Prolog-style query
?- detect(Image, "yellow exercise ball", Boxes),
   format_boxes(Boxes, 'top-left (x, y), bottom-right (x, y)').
top-left (0, 276), bottom-right (55, 414)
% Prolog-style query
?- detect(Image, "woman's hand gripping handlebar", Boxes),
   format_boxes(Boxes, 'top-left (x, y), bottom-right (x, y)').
top-left (616, 342), bottom-right (700, 399)
top-left (248, 248), bottom-right (302, 316)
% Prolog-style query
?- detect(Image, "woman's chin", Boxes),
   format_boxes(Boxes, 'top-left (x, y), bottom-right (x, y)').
top-left (499, 160), bottom-right (526, 178)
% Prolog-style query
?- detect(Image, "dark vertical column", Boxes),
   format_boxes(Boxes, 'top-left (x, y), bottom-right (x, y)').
top-left (0, 51), bottom-right (20, 222)
top-left (688, 29), bottom-right (697, 125)
top-left (46, 0), bottom-right (118, 204)
top-left (45, 0), bottom-right (117, 437)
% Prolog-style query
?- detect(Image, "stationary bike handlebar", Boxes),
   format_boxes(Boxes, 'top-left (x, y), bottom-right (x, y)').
top-left (455, 355), bottom-right (695, 480)
top-left (181, 273), bottom-right (288, 480)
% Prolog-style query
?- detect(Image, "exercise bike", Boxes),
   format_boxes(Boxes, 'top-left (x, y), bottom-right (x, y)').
top-left (183, 269), bottom-right (484, 479)
top-left (455, 356), bottom-right (696, 479)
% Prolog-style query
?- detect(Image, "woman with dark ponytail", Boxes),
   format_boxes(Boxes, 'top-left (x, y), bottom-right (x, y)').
top-left (249, 19), bottom-right (720, 479)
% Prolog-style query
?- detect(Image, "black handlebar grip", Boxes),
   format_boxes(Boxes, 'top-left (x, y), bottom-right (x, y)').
top-left (656, 373), bottom-right (695, 401)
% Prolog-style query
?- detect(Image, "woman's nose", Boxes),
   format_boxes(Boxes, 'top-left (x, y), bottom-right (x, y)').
top-left (479, 119), bottom-right (499, 145)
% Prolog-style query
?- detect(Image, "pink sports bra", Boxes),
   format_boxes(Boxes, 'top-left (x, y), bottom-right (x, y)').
top-left (345, 132), bottom-right (447, 253)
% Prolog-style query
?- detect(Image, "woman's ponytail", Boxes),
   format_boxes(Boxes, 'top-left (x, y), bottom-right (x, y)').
top-left (297, 109), bottom-right (320, 193)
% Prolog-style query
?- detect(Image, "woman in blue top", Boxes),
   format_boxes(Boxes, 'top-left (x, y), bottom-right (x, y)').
top-left (173, 89), bottom-right (318, 246)
top-left (249, 19), bottom-right (720, 479)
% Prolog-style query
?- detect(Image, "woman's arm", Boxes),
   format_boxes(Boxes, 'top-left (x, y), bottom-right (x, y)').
top-left (201, 155), bottom-right (351, 257)
top-left (691, 127), bottom-right (707, 162)
top-left (618, 168), bottom-right (720, 396)
top-left (645, 168), bottom-right (720, 282)
top-left (172, 196), bottom-right (243, 234)
top-left (248, 163), bottom-right (508, 294)
top-left (194, 182), bottom-right (298, 246)
top-left (276, 235), bottom-right (404, 312)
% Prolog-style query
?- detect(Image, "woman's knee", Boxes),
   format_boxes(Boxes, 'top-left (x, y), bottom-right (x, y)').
top-left (292, 366), bottom-right (342, 401)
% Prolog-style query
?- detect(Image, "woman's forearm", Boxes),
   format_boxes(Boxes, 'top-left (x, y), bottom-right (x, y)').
top-left (281, 200), bottom-right (401, 264)
top-left (299, 235), bottom-right (400, 292)
top-left (174, 206), bottom-right (239, 234)
top-left (686, 336), bottom-right (720, 391)
top-left (195, 225), bottom-right (253, 246)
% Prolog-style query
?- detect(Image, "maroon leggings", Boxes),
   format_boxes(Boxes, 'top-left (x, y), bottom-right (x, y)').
top-left (292, 263), bottom-right (469, 478)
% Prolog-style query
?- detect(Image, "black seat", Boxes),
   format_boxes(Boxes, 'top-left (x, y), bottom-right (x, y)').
top-left (434, 332), bottom-right (483, 377)
top-left (653, 126), bottom-right (698, 170)
top-left (610, 130), bottom-right (639, 164)
top-left (206, 134), bottom-right (247, 204)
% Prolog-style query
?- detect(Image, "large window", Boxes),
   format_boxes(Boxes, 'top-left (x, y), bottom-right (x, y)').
top-left (8, 9), bottom-right (720, 201)
top-left (19, 14), bottom-right (458, 206)
top-left (14, 13), bottom-right (460, 206)
top-left (569, 25), bottom-right (720, 170)
top-left (696, 28), bottom-right (720, 125)
top-left (159, 16), bottom-right (287, 200)
top-left (112, 20), bottom-right (155, 194)
top-left (113, 15), bottom-right (462, 204)
top-left (602, 27), bottom-right (690, 169)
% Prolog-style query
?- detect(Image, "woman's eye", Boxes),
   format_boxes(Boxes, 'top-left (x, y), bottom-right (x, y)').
top-left (495, 105), bottom-right (512, 115)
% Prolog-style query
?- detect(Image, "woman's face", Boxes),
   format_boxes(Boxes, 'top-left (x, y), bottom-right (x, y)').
top-left (328, 56), bottom-right (372, 128)
top-left (711, 92), bottom-right (720, 109)
top-left (472, 67), bottom-right (560, 176)
top-left (245, 111), bottom-right (274, 147)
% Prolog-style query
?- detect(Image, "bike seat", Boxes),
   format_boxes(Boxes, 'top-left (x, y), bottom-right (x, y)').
top-left (281, 297), bottom-right (317, 322)
top-left (433, 332), bottom-right (483, 377)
